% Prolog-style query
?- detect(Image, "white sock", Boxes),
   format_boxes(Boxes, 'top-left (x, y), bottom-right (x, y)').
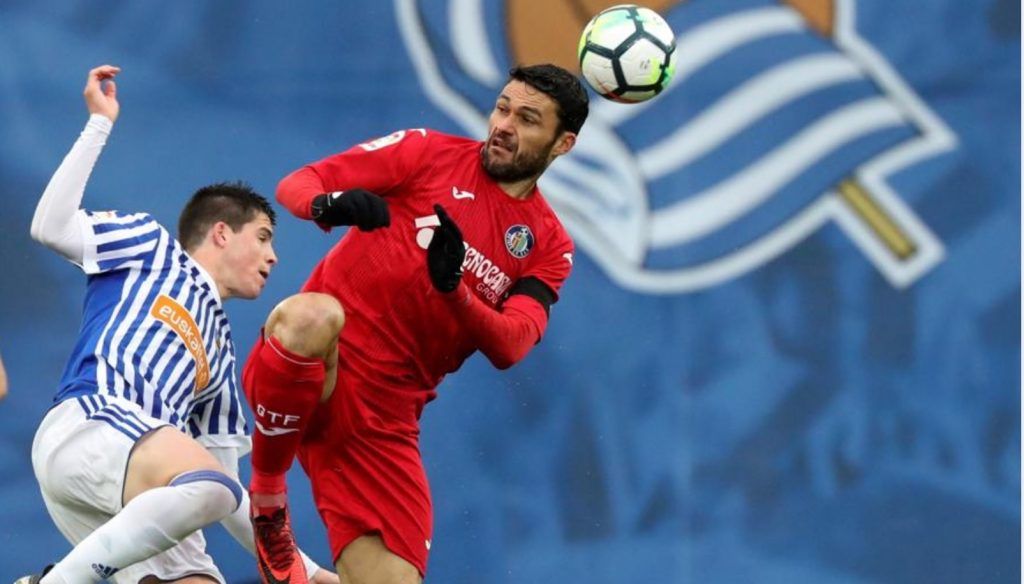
top-left (41, 470), bottom-right (241, 583)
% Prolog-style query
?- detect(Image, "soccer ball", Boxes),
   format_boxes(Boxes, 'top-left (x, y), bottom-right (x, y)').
top-left (577, 4), bottom-right (677, 103)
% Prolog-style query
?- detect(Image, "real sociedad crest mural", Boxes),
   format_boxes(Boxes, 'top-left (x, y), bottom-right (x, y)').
top-left (396, 0), bottom-right (958, 293)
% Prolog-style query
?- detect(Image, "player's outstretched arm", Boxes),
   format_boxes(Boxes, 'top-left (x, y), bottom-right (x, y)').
top-left (30, 65), bottom-right (121, 262)
top-left (277, 167), bottom-right (390, 232)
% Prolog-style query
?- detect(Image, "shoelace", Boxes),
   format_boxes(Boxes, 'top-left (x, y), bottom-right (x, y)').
top-left (255, 508), bottom-right (297, 570)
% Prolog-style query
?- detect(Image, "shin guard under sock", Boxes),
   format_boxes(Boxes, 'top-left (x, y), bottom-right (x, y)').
top-left (245, 335), bottom-right (325, 495)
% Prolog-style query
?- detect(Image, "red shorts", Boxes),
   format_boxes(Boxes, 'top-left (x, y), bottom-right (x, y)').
top-left (296, 359), bottom-right (433, 577)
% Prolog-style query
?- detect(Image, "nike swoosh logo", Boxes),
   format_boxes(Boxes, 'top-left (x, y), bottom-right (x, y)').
top-left (451, 186), bottom-right (475, 200)
top-left (258, 553), bottom-right (290, 584)
top-left (255, 421), bottom-right (300, 437)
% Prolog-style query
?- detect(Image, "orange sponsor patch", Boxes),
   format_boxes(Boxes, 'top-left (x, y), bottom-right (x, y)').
top-left (150, 295), bottom-right (210, 392)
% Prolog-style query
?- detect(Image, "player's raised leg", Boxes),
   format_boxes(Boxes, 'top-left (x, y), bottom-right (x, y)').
top-left (243, 292), bottom-right (343, 583)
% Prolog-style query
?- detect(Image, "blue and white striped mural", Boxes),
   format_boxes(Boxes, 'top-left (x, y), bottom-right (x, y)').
top-left (400, 0), bottom-right (955, 292)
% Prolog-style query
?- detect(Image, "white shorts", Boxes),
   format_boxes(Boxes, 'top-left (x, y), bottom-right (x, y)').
top-left (32, 396), bottom-right (226, 583)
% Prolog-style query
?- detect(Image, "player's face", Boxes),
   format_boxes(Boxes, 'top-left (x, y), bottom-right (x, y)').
top-left (483, 80), bottom-right (574, 182)
top-left (221, 212), bottom-right (277, 300)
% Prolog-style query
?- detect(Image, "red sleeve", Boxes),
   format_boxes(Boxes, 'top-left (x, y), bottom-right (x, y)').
top-left (525, 219), bottom-right (574, 302)
top-left (276, 129), bottom-right (431, 220)
top-left (444, 283), bottom-right (549, 370)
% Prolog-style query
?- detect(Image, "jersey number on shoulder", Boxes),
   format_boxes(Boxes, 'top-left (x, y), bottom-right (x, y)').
top-left (359, 129), bottom-right (427, 152)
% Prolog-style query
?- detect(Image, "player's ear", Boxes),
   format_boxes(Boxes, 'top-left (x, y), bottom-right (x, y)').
top-left (210, 221), bottom-right (231, 248)
top-left (552, 131), bottom-right (577, 158)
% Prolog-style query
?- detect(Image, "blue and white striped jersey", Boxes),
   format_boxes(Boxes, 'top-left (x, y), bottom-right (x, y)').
top-left (55, 209), bottom-right (248, 450)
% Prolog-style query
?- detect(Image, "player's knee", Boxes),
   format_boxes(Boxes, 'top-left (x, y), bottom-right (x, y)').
top-left (124, 426), bottom-right (226, 504)
top-left (169, 469), bottom-right (243, 523)
top-left (266, 293), bottom-right (345, 357)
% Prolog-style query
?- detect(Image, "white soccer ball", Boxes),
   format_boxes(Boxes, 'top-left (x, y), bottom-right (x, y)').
top-left (577, 4), bottom-right (677, 103)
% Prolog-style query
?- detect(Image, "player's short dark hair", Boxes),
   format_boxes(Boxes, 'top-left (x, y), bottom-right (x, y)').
top-left (509, 64), bottom-right (589, 135)
top-left (178, 181), bottom-right (275, 251)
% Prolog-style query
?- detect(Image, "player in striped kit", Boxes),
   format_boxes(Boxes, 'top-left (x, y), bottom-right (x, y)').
top-left (16, 66), bottom-right (336, 584)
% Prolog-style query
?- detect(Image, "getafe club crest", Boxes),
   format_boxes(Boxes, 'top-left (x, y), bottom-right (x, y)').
top-left (504, 225), bottom-right (535, 259)
top-left (396, 0), bottom-right (957, 293)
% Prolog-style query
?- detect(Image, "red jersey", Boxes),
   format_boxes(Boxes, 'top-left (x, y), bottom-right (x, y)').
top-left (278, 129), bottom-right (574, 406)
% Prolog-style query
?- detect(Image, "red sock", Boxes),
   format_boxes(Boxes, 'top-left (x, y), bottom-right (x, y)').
top-left (242, 334), bottom-right (325, 496)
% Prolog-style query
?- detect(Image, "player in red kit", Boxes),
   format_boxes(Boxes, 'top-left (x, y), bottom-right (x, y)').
top-left (242, 64), bottom-right (589, 583)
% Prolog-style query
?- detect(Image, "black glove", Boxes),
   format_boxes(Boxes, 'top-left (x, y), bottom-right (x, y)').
top-left (427, 204), bottom-right (465, 293)
top-left (311, 189), bottom-right (390, 231)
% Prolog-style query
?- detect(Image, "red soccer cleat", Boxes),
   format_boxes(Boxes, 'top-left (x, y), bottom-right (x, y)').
top-left (252, 501), bottom-right (308, 584)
